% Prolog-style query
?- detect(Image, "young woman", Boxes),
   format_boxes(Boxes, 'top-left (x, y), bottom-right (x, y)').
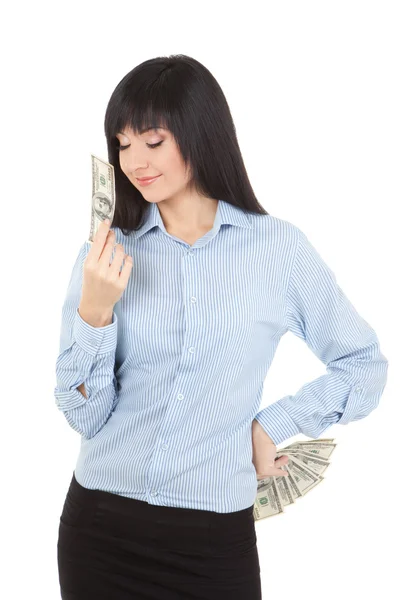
top-left (55, 54), bottom-right (388, 599)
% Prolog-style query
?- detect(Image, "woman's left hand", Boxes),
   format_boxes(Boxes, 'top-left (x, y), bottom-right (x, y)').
top-left (251, 418), bottom-right (289, 479)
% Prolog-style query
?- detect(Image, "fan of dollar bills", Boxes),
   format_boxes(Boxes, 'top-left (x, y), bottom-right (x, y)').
top-left (253, 438), bottom-right (336, 521)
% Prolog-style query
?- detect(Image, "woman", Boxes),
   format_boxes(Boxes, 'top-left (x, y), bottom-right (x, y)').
top-left (55, 54), bottom-right (388, 599)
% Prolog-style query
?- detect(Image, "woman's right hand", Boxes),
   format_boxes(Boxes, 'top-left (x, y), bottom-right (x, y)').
top-left (252, 419), bottom-right (289, 480)
top-left (81, 219), bottom-right (133, 314)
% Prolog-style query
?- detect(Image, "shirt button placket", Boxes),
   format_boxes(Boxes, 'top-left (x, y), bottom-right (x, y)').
top-left (150, 249), bottom-right (195, 500)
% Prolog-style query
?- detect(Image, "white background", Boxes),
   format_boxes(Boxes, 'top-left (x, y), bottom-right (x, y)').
top-left (1, 1), bottom-right (399, 598)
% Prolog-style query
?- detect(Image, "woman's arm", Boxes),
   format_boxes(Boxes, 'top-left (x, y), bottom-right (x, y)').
top-left (255, 225), bottom-right (389, 446)
top-left (54, 241), bottom-right (119, 438)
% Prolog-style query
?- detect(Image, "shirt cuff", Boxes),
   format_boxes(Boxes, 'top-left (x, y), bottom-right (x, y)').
top-left (254, 399), bottom-right (302, 446)
top-left (337, 384), bottom-right (365, 424)
top-left (72, 308), bottom-right (118, 356)
top-left (55, 387), bottom-right (88, 411)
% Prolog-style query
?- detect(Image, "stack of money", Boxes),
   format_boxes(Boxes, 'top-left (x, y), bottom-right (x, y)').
top-left (253, 438), bottom-right (336, 521)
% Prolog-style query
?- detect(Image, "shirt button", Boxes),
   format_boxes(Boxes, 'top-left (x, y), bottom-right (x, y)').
top-left (188, 347), bottom-right (195, 353)
top-left (88, 338), bottom-right (98, 347)
top-left (177, 394), bottom-right (184, 400)
top-left (190, 297), bottom-right (197, 303)
top-left (355, 387), bottom-right (362, 393)
top-left (161, 443), bottom-right (168, 450)
top-left (150, 490), bottom-right (158, 497)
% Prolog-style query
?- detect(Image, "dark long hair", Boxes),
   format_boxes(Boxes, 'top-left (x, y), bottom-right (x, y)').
top-left (104, 54), bottom-right (269, 237)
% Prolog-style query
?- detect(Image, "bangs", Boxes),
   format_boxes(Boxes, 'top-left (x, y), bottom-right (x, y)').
top-left (105, 83), bottom-right (173, 144)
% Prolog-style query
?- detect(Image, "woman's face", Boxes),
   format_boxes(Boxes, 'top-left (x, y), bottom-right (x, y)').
top-left (115, 125), bottom-right (192, 202)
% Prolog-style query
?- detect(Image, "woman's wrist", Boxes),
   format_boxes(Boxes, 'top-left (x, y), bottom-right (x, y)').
top-left (252, 418), bottom-right (275, 444)
top-left (78, 302), bottom-right (114, 328)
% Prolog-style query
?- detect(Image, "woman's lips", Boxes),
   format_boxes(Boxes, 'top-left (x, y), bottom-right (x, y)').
top-left (136, 175), bottom-right (161, 186)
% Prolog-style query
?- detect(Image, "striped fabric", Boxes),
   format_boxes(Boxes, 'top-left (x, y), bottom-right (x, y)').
top-left (54, 199), bottom-right (388, 513)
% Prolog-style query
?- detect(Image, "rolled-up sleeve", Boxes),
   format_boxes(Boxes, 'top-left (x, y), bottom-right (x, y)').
top-left (255, 226), bottom-right (389, 446)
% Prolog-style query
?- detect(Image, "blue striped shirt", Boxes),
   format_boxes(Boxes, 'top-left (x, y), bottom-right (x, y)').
top-left (54, 199), bottom-right (388, 513)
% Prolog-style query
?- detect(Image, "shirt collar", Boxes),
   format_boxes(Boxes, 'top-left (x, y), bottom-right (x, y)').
top-left (131, 198), bottom-right (253, 241)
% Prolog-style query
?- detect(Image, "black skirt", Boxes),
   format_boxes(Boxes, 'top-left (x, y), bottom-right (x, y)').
top-left (57, 471), bottom-right (262, 599)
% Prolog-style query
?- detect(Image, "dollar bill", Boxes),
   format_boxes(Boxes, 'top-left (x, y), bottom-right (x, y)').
top-left (253, 439), bottom-right (337, 521)
top-left (87, 154), bottom-right (116, 244)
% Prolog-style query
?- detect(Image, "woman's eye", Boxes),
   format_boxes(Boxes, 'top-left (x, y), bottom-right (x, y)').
top-left (147, 141), bottom-right (163, 149)
top-left (116, 141), bottom-right (163, 151)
